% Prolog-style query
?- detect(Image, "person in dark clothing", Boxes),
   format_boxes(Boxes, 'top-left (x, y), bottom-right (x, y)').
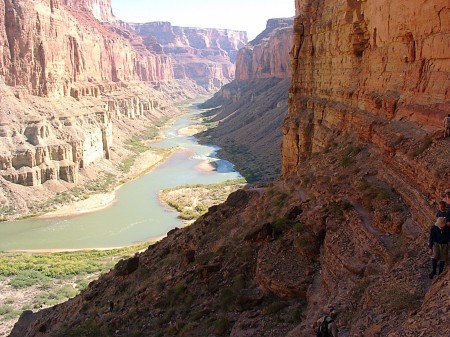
top-left (444, 189), bottom-right (450, 213)
top-left (315, 308), bottom-right (338, 337)
top-left (429, 217), bottom-right (450, 279)
top-left (436, 201), bottom-right (450, 225)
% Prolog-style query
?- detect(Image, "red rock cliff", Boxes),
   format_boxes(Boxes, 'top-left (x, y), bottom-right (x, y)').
top-left (0, 0), bottom-right (173, 98)
top-left (282, 0), bottom-right (450, 211)
top-left (61, 0), bottom-right (115, 22)
top-left (235, 18), bottom-right (293, 81)
top-left (130, 22), bottom-right (248, 91)
top-left (0, 0), bottom-right (194, 218)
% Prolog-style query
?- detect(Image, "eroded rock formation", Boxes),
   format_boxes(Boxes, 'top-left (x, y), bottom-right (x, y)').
top-left (129, 22), bottom-right (248, 90)
top-left (0, 0), bottom-right (195, 218)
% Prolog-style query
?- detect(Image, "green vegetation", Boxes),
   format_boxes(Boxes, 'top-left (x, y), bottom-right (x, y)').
top-left (326, 200), bottom-right (353, 221)
top-left (0, 304), bottom-right (22, 320)
top-left (160, 178), bottom-right (246, 221)
top-left (58, 318), bottom-right (109, 337)
top-left (0, 243), bottom-right (149, 279)
top-left (33, 285), bottom-right (79, 309)
top-left (121, 116), bottom-right (170, 172)
top-left (37, 173), bottom-right (117, 214)
top-left (262, 301), bottom-right (287, 315)
top-left (0, 242), bottom-right (151, 323)
top-left (341, 144), bottom-right (364, 167)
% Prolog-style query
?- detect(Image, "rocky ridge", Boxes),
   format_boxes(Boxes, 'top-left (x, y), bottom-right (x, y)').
top-left (128, 22), bottom-right (248, 91)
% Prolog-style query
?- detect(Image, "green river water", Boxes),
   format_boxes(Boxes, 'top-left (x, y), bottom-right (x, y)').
top-left (0, 103), bottom-right (241, 251)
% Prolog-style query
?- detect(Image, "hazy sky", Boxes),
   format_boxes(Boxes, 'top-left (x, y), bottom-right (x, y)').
top-left (111, 0), bottom-right (295, 40)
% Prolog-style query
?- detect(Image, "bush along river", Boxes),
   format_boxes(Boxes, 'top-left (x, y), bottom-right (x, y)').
top-left (0, 103), bottom-right (241, 251)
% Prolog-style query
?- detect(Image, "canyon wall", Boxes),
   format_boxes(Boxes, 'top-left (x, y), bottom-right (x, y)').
top-left (129, 22), bottom-right (248, 91)
top-left (198, 18), bottom-right (293, 182)
top-left (236, 18), bottom-right (293, 81)
top-left (282, 0), bottom-right (450, 207)
top-left (0, 0), bottom-right (173, 98)
top-left (0, 0), bottom-right (196, 218)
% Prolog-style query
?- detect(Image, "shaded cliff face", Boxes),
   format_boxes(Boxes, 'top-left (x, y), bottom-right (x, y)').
top-left (0, 0), bottom-right (197, 219)
top-left (197, 18), bottom-right (293, 182)
top-left (129, 21), bottom-right (248, 91)
top-left (236, 18), bottom-right (293, 81)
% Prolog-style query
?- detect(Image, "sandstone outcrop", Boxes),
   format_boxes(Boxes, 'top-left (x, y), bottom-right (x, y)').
top-left (282, 0), bottom-right (450, 205)
top-left (129, 22), bottom-right (248, 91)
top-left (0, 0), bottom-right (174, 98)
top-left (197, 18), bottom-right (293, 182)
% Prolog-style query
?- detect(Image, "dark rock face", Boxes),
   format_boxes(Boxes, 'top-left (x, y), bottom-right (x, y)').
top-left (115, 256), bottom-right (140, 276)
top-left (199, 77), bottom-right (290, 182)
top-left (129, 22), bottom-right (248, 91)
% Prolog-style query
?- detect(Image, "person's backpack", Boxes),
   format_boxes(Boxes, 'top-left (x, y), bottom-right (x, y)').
top-left (316, 316), bottom-right (333, 337)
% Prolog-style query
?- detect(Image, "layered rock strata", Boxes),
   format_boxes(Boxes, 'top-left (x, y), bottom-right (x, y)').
top-left (129, 22), bottom-right (248, 91)
top-left (236, 18), bottom-right (293, 81)
top-left (0, 0), bottom-right (178, 186)
top-left (282, 0), bottom-right (450, 207)
top-left (0, 0), bottom-right (174, 98)
top-left (0, 0), bottom-right (195, 217)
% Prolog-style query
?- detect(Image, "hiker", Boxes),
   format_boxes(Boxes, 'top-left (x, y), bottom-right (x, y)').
top-left (444, 113), bottom-right (450, 138)
top-left (444, 189), bottom-right (450, 213)
top-left (315, 309), bottom-right (338, 337)
top-left (436, 200), bottom-right (450, 225)
top-left (428, 217), bottom-right (450, 279)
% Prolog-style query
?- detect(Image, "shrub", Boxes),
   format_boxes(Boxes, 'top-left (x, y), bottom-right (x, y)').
top-left (9, 270), bottom-right (51, 289)
top-left (0, 304), bottom-right (13, 316)
top-left (377, 286), bottom-right (420, 312)
top-left (219, 287), bottom-right (235, 311)
top-left (262, 301), bottom-right (287, 315)
top-left (293, 222), bottom-right (304, 232)
top-left (212, 315), bottom-right (230, 335)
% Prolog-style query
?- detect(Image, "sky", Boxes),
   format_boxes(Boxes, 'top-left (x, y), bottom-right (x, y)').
top-left (111, 0), bottom-right (295, 41)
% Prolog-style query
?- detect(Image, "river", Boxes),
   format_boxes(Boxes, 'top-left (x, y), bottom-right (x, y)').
top-left (0, 103), bottom-right (241, 251)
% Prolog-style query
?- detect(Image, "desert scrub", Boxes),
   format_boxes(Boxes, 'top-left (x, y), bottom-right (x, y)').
top-left (375, 285), bottom-right (421, 313)
top-left (33, 285), bottom-right (79, 309)
top-left (160, 178), bottom-right (246, 221)
top-left (0, 242), bottom-right (152, 325)
top-left (340, 143), bottom-right (364, 167)
top-left (0, 242), bottom-right (150, 280)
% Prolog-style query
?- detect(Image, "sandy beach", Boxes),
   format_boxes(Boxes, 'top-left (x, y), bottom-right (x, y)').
top-left (38, 148), bottom-right (167, 219)
top-left (178, 124), bottom-right (207, 136)
top-left (196, 160), bottom-right (216, 172)
top-left (37, 144), bottom-right (216, 220)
